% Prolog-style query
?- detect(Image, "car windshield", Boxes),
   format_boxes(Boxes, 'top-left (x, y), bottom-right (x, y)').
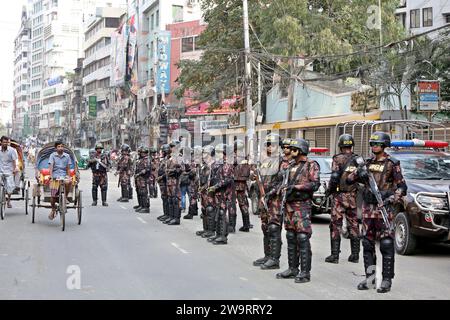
top-left (310, 157), bottom-right (332, 174)
top-left (394, 154), bottom-right (450, 180)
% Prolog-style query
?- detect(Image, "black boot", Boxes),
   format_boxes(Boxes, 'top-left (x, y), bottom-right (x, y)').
top-left (196, 209), bottom-right (208, 236)
top-left (357, 238), bottom-right (377, 290)
top-left (276, 231), bottom-right (299, 279)
top-left (213, 209), bottom-right (228, 245)
top-left (253, 231), bottom-right (270, 266)
top-left (163, 198), bottom-right (173, 224)
top-left (137, 195), bottom-right (150, 214)
top-left (168, 197), bottom-right (181, 225)
top-left (91, 187), bottom-right (98, 206)
top-left (119, 186), bottom-right (129, 202)
top-left (348, 238), bottom-right (360, 263)
top-left (157, 197), bottom-right (167, 220)
top-left (325, 237), bottom-right (341, 264)
top-left (295, 233), bottom-right (312, 283)
top-left (378, 238), bottom-right (395, 293)
top-left (239, 213), bottom-right (251, 232)
top-left (202, 206), bottom-right (216, 238)
top-left (191, 202), bottom-right (198, 216)
top-left (183, 204), bottom-right (194, 219)
top-left (101, 190), bottom-right (108, 207)
top-left (128, 185), bottom-right (133, 200)
top-left (228, 214), bottom-right (236, 233)
top-left (207, 208), bottom-right (220, 242)
top-left (134, 195), bottom-right (142, 212)
top-left (261, 224), bottom-right (281, 270)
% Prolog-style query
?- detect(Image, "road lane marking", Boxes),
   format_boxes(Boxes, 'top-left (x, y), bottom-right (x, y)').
top-left (120, 205), bottom-right (127, 210)
top-left (137, 217), bottom-right (147, 224)
top-left (171, 242), bottom-right (189, 254)
top-left (239, 277), bottom-right (248, 281)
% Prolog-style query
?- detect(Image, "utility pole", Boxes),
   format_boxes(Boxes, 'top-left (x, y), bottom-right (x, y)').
top-left (243, 0), bottom-right (255, 162)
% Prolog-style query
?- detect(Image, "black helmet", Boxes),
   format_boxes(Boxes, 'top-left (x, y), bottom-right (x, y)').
top-left (369, 131), bottom-right (391, 148)
top-left (289, 138), bottom-right (309, 155)
top-left (121, 144), bottom-right (131, 152)
top-left (141, 147), bottom-right (149, 154)
top-left (95, 143), bottom-right (104, 150)
top-left (265, 133), bottom-right (281, 146)
top-left (202, 145), bottom-right (215, 157)
top-left (161, 144), bottom-right (171, 154)
top-left (338, 134), bottom-right (355, 148)
top-left (149, 146), bottom-right (158, 154)
top-left (281, 138), bottom-right (292, 147)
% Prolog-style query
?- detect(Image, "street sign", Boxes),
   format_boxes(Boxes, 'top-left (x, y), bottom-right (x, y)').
top-left (156, 31), bottom-right (171, 94)
top-left (228, 112), bottom-right (245, 128)
top-left (89, 96), bottom-right (97, 118)
top-left (418, 81), bottom-right (440, 111)
top-left (200, 120), bottom-right (228, 133)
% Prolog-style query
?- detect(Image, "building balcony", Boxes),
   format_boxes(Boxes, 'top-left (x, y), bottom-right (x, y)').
top-left (82, 65), bottom-right (111, 86)
top-left (83, 44), bottom-right (111, 68)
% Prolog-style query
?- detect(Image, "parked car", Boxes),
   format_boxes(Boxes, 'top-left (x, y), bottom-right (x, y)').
top-left (385, 147), bottom-right (450, 255)
top-left (309, 156), bottom-right (333, 215)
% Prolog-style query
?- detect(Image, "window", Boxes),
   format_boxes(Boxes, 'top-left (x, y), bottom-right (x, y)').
top-left (396, 13), bottom-right (406, 28)
top-left (151, 14), bottom-right (154, 31)
top-left (446, 14), bottom-right (450, 24)
top-left (182, 37), bottom-right (194, 53)
top-left (156, 10), bottom-right (159, 27)
top-left (105, 18), bottom-right (120, 28)
top-left (105, 37), bottom-right (111, 46)
top-left (410, 9), bottom-right (420, 28)
top-left (194, 36), bottom-right (203, 50)
top-left (423, 7), bottom-right (433, 27)
top-left (172, 5), bottom-right (183, 23)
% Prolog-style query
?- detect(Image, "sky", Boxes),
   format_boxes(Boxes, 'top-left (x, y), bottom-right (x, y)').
top-left (0, 1), bottom-right (25, 125)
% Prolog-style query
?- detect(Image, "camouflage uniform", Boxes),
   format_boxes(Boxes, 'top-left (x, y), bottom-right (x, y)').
top-left (348, 151), bottom-right (406, 292)
top-left (231, 154), bottom-right (252, 232)
top-left (135, 152), bottom-right (151, 213)
top-left (207, 155), bottom-right (234, 245)
top-left (187, 161), bottom-right (199, 217)
top-left (326, 152), bottom-right (361, 263)
top-left (88, 152), bottom-right (110, 206)
top-left (157, 154), bottom-right (170, 221)
top-left (117, 153), bottom-right (133, 202)
top-left (165, 152), bottom-right (182, 225)
top-left (196, 159), bottom-right (215, 238)
top-left (149, 153), bottom-right (159, 198)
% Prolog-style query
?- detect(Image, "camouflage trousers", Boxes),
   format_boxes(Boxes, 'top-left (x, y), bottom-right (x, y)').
top-left (200, 191), bottom-right (215, 210)
top-left (92, 172), bottom-right (108, 191)
top-left (284, 200), bottom-right (313, 235)
top-left (158, 182), bottom-right (168, 197)
top-left (362, 216), bottom-right (394, 241)
top-left (187, 181), bottom-right (198, 207)
top-left (167, 179), bottom-right (181, 207)
top-left (236, 190), bottom-right (249, 216)
top-left (259, 196), bottom-right (282, 233)
top-left (135, 176), bottom-right (148, 197)
top-left (330, 192), bottom-right (360, 240)
top-left (119, 172), bottom-right (131, 189)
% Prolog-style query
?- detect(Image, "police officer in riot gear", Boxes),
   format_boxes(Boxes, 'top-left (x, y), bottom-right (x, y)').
top-left (87, 143), bottom-right (110, 206)
top-left (157, 144), bottom-right (171, 222)
top-left (116, 144), bottom-right (133, 203)
top-left (347, 132), bottom-right (407, 293)
top-left (325, 134), bottom-right (361, 264)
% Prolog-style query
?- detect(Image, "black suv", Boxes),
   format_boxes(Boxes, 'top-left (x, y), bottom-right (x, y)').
top-left (386, 149), bottom-right (450, 255)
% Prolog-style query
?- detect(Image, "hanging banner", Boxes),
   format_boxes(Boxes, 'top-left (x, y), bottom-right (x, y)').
top-left (418, 80), bottom-right (440, 111)
top-left (89, 96), bottom-right (97, 118)
top-left (156, 31), bottom-right (171, 94)
top-left (111, 24), bottom-right (127, 87)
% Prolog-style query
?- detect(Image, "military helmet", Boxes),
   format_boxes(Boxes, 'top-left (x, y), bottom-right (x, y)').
top-left (289, 138), bottom-right (310, 155)
top-left (202, 145), bottom-right (215, 157)
top-left (149, 146), bottom-right (158, 154)
top-left (369, 131), bottom-right (391, 148)
top-left (170, 140), bottom-right (180, 148)
top-left (95, 143), bottom-right (104, 150)
top-left (234, 139), bottom-right (245, 151)
top-left (121, 144), bottom-right (131, 152)
top-left (281, 138), bottom-right (292, 147)
top-left (141, 147), bottom-right (149, 154)
top-left (338, 134), bottom-right (355, 148)
top-left (265, 133), bottom-right (281, 146)
top-left (161, 144), bottom-right (171, 153)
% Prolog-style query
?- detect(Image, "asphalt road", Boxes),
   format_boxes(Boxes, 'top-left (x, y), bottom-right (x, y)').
top-left (0, 165), bottom-right (449, 300)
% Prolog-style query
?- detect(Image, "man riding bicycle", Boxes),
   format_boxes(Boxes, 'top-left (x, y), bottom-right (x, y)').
top-left (48, 141), bottom-right (72, 220)
top-left (0, 136), bottom-right (18, 208)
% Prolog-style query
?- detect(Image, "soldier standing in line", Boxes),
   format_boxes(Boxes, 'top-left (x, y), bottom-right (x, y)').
top-left (276, 139), bottom-right (320, 283)
top-left (164, 141), bottom-right (182, 225)
top-left (157, 144), bottom-right (171, 222)
top-left (149, 147), bottom-right (159, 198)
top-left (134, 147), bottom-right (151, 213)
top-left (347, 132), bottom-right (406, 293)
top-left (207, 143), bottom-right (234, 245)
top-left (116, 144), bottom-right (133, 203)
top-left (87, 143), bottom-right (111, 207)
top-left (325, 134), bottom-right (361, 264)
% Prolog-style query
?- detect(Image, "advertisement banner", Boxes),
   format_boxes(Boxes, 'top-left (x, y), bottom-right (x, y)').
top-left (418, 81), bottom-right (440, 111)
top-left (111, 24), bottom-right (127, 87)
top-left (89, 96), bottom-right (97, 118)
top-left (156, 31), bottom-right (171, 94)
top-left (200, 120), bottom-right (228, 133)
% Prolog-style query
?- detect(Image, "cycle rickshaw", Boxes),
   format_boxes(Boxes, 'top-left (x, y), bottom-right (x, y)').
top-left (0, 140), bottom-right (30, 220)
top-left (31, 143), bottom-right (83, 231)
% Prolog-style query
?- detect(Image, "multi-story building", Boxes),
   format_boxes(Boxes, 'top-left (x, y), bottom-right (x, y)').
top-left (82, 6), bottom-right (126, 149)
top-left (395, 0), bottom-right (450, 36)
top-left (12, 5), bottom-right (32, 139)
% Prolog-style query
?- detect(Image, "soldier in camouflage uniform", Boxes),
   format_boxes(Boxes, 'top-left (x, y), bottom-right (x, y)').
top-left (149, 147), bottom-right (159, 198)
top-left (164, 141), bottom-right (182, 225)
top-left (157, 144), bottom-right (171, 222)
top-left (134, 147), bottom-right (151, 213)
top-left (252, 134), bottom-right (285, 270)
top-left (276, 139), bottom-right (320, 283)
top-left (116, 144), bottom-right (133, 203)
top-left (207, 143), bottom-right (234, 245)
top-left (230, 140), bottom-right (252, 232)
top-left (196, 145), bottom-right (216, 238)
top-left (325, 134), bottom-right (361, 264)
top-left (347, 132), bottom-right (406, 293)
top-left (87, 143), bottom-right (111, 207)
top-left (184, 146), bottom-right (201, 219)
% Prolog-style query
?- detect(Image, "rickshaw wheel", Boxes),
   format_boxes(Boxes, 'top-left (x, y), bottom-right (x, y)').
top-left (31, 196), bottom-right (36, 223)
top-left (77, 190), bottom-right (82, 225)
top-left (0, 184), bottom-right (4, 221)
top-left (59, 187), bottom-right (66, 232)
top-left (25, 187), bottom-right (29, 215)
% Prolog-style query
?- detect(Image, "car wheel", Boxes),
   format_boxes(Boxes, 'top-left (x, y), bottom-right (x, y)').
top-left (394, 212), bottom-right (417, 255)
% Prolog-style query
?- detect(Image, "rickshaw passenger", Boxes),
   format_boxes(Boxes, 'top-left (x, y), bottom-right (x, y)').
top-left (0, 136), bottom-right (18, 208)
top-left (48, 141), bottom-right (72, 220)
